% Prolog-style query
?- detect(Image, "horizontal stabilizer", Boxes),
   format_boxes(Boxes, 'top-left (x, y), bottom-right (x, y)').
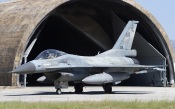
top-left (153, 68), bottom-right (166, 71)
top-left (135, 67), bottom-right (166, 74)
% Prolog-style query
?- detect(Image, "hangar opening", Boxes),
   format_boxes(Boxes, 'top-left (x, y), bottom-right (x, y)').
top-left (20, 0), bottom-right (174, 86)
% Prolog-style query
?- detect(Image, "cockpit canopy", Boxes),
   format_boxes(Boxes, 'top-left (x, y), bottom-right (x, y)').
top-left (35, 49), bottom-right (67, 60)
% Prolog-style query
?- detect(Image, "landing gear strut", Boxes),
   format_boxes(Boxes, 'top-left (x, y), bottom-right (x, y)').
top-left (74, 83), bottom-right (84, 93)
top-left (56, 88), bottom-right (61, 95)
top-left (103, 83), bottom-right (112, 94)
top-left (54, 81), bottom-right (68, 95)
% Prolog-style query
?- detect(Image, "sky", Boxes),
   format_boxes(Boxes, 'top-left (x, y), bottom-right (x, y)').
top-left (135, 0), bottom-right (175, 40)
top-left (0, 0), bottom-right (9, 2)
top-left (0, 0), bottom-right (174, 40)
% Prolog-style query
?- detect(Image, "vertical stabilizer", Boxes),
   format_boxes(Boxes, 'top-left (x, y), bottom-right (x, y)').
top-left (112, 20), bottom-right (139, 50)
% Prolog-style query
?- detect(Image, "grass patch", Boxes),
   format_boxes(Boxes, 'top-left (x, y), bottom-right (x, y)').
top-left (0, 101), bottom-right (175, 109)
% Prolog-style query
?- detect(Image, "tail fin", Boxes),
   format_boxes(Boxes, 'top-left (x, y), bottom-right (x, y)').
top-left (112, 20), bottom-right (139, 50)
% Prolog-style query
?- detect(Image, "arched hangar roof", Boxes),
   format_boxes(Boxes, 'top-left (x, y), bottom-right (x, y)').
top-left (0, 0), bottom-right (174, 86)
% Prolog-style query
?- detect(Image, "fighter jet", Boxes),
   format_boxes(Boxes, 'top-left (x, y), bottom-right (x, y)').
top-left (11, 20), bottom-right (165, 94)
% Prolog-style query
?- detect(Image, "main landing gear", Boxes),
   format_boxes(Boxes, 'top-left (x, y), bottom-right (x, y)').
top-left (74, 83), bottom-right (84, 93)
top-left (102, 83), bottom-right (112, 94)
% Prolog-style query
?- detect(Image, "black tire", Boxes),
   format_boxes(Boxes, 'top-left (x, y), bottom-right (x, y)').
top-left (56, 88), bottom-right (61, 95)
top-left (74, 83), bottom-right (83, 93)
top-left (103, 83), bottom-right (112, 94)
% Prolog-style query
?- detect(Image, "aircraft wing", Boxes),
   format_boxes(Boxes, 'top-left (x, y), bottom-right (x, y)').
top-left (93, 64), bottom-right (166, 74)
top-left (92, 64), bottom-right (155, 68)
top-left (45, 64), bottom-right (166, 73)
top-left (94, 64), bottom-right (166, 70)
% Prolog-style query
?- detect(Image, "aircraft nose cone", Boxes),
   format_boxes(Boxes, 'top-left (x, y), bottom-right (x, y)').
top-left (12, 62), bottom-right (35, 74)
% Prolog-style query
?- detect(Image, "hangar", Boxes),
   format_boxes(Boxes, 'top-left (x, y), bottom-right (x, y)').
top-left (0, 0), bottom-right (174, 87)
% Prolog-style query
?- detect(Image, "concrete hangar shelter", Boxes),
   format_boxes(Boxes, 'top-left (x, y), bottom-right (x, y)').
top-left (0, 0), bottom-right (174, 87)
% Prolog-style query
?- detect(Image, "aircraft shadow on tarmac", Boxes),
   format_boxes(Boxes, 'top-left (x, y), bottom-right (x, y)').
top-left (5, 91), bottom-right (153, 96)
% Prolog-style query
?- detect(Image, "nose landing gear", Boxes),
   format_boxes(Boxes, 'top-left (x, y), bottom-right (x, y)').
top-left (56, 88), bottom-right (62, 95)
top-left (54, 81), bottom-right (68, 95)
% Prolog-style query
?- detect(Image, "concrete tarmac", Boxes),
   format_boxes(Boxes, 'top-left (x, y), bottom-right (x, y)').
top-left (0, 86), bottom-right (175, 102)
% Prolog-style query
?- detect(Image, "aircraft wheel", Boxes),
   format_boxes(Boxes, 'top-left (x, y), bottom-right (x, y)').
top-left (74, 83), bottom-right (83, 93)
top-left (103, 83), bottom-right (112, 94)
top-left (56, 88), bottom-right (61, 95)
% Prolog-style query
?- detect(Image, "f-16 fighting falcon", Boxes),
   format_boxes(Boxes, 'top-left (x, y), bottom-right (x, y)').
top-left (11, 20), bottom-right (165, 94)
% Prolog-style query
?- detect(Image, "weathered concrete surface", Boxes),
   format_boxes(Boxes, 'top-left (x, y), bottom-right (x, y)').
top-left (1, 86), bottom-right (175, 102)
